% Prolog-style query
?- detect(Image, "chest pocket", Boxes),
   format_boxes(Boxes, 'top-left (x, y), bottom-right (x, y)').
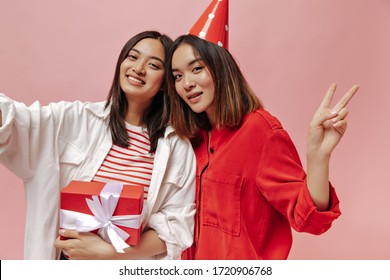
top-left (58, 137), bottom-right (85, 184)
top-left (201, 172), bottom-right (243, 236)
top-left (161, 163), bottom-right (184, 188)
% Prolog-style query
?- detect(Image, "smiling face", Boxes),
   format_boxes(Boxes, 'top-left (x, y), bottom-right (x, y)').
top-left (119, 38), bottom-right (165, 103)
top-left (171, 43), bottom-right (216, 122)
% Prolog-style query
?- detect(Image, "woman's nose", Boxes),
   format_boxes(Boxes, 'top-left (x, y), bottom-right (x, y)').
top-left (133, 62), bottom-right (146, 75)
top-left (183, 76), bottom-right (195, 91)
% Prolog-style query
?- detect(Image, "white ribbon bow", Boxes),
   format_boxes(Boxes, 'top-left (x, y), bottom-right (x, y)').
top-left (60, 182), bottom-right (145, 253)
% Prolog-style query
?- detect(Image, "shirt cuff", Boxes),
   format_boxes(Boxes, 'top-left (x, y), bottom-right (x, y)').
top-left (147, 212), bottom-right (187, 260)
top-left (295, 181), bottom-right (341, 234)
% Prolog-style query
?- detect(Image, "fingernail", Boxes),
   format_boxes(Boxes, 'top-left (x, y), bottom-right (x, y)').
top-left (59, 229), bottom-right (65, 235)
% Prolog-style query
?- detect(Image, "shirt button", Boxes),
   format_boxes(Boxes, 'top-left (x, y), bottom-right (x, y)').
top-left (209, 148), bottom-right (214, 154)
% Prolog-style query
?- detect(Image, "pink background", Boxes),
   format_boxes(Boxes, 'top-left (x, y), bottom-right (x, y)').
top-left (0, 0), bottom-right (389, 259)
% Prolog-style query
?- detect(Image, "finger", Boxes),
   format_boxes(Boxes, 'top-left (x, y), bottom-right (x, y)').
top-left (59, 229), bottom-right (79, 239)
top-left (54, 237), bottom-right (67, 249)
top-left (333, 120), bottom-right (347, 135)
top-left (61, 249), bottom-right (71, 260)
top-left (331, 108), bottom-right (349, 123)
top-left (319, 83), bottom-right (337, 109)
top-left (332, 84), bottom-right (359, 113)
top-left (312, 110), bottom-right (338, 127)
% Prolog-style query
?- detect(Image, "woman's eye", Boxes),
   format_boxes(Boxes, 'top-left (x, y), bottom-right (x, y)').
top-left (193, 66), bottom-right (203, 73)
top-left (173, 74), bottom-right (182, 81)
top-left (127, 55), bottom-right (137, 60)
top-left (150, 63), bottom-right (161, 70)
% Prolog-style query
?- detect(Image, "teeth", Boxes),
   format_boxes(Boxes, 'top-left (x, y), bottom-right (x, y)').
top-left (189, 92), bottom-right (202, 99)
top-left (127, 76), bottom-right (143, 84)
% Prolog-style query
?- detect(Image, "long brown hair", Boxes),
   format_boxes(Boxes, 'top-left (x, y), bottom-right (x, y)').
top-left (105, 31), bottom-right (173, 153)
top-left (165, 34), bottom-right (263, 139)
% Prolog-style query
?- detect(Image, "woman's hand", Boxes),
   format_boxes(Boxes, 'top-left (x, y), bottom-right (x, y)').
top-left (55, 229), bottom-right (118, 260)
top-left (54, 229), bottom-right (167, 260)
top-left (306, 83), bottom-right (358, 210)
top-left (307, 83), bottom-right (359, 160)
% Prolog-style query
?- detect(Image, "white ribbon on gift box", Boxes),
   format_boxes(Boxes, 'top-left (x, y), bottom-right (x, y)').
top-left (59, 182), bottom-right (145, 253)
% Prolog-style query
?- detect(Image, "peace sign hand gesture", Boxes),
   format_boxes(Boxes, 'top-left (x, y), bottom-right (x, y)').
top-left (307, 83), bottom-right (359, 160)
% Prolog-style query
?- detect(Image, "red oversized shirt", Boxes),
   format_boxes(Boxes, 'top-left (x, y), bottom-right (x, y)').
top-left (183, 109), bottom-right (341, 260)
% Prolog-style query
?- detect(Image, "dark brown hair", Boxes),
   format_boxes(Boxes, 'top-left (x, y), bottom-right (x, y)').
top-left (165, 34), bottom-right (263, 139)
top-left (105, 31), bottom-right (173, 153)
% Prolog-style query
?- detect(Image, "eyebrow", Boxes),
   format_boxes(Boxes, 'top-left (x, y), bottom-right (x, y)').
top-left (171, 58), bottom-right (203, 72)
top-left (131, 48), bottom-right (165, 64)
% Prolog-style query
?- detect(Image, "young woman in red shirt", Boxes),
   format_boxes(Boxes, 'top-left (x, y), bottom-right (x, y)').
top-left (165, 33), bottom-right (358, 259)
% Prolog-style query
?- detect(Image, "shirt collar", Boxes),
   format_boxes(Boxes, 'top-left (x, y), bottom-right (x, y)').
top-left (85, 101), bottom-right (176, 138)
top-left (164, 125), bottom-right (175, 138)
top-left (85, 101), bottom-right (110, 121)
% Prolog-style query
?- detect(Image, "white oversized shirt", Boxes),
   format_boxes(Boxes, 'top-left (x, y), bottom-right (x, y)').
top-left (0, 93), bottom-right (196, 260)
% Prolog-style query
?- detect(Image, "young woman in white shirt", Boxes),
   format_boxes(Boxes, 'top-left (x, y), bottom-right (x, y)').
top-left (0, 30), bottom-right (196, 260)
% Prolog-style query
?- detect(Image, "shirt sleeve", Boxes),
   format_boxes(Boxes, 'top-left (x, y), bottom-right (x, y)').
top-left (256, 128), bottom-right (341, 235)
top-left (0, 93), bottom-right (88, 181)
top-left (147, 136), bottom-right (196, 259)
top-left (0, 94), bottom-right (53, 180)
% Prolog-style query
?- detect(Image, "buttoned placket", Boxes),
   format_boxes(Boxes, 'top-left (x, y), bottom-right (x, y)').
top-left (194, 130), bottom-right (213, 254)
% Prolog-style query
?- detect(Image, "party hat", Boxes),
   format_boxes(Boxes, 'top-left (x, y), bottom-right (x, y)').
top-left (188, 0), bottom-right (229, 49)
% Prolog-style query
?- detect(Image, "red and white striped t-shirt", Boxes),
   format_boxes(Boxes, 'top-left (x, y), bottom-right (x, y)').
top-left (92, 122), bottom-right (155, 199)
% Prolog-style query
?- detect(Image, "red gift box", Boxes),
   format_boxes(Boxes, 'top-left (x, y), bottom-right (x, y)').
top-left (60, 180), bottom-right (144, 250)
